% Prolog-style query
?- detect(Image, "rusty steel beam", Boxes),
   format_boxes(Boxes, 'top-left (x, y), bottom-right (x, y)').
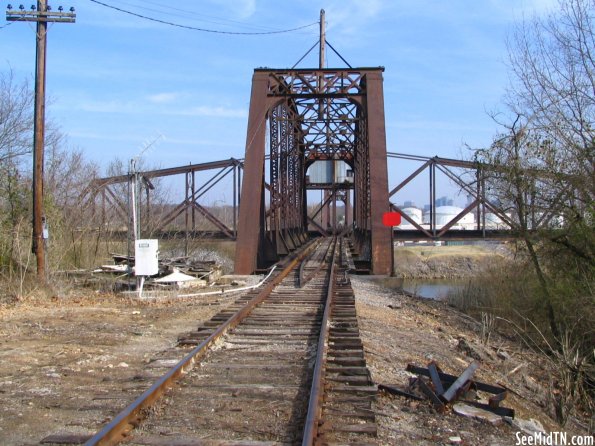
top-left (235, 72), bottom-right (271, 274)
top-left (89, 158), bottom-right (242, 189)
top-left (365, 71), bottom-right (392, 275)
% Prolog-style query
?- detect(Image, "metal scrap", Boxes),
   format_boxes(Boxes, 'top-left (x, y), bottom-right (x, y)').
top-left (379, 360), bottom-right (514, 419)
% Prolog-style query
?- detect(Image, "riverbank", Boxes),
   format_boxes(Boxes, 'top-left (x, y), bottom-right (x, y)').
top-left (351, 276), bottom-right (590, 445)
top-left (393, 243), bottom-right (508, 279)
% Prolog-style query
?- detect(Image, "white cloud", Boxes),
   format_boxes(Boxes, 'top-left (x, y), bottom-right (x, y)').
top-left (67, 131), bottom-right (147, 143)
top-left (77, 100), bottom-right (137, 114)
top-left (147, 92), bottom-right (180, 104)
top-left (172, 105), bottom-right (247, 118)
top-left (237, 0), bottom-right (257, 19)
top-left (67, 99), bottom-right (246, 119)
top-left (206, 0), bottom-right (256, 19)
top-left (324, 0), bottom-right (385, 45)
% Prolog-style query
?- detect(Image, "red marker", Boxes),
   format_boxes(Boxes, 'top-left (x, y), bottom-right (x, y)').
top-left (382, 211), bottom-right (401, 227)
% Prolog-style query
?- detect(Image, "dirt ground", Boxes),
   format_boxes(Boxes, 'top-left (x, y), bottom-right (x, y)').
top-left (0, 278), bottom-right (589, 445)
top-left (0, 290), bottom-right (239, 445)
top-left (352, 276), bottom-right (590, 445)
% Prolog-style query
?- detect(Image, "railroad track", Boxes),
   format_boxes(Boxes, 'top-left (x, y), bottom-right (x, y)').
top-left (45, 237), bottom-right (376, 446)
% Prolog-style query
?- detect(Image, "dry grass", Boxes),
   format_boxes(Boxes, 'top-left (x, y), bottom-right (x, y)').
top-left (393, 244), bottom-right (507, 279)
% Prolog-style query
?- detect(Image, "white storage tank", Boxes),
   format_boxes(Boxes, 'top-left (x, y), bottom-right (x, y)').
top-left (400, 206), bottom-right (422, 225)
top-left (423, 206), bottom-right (474, 226)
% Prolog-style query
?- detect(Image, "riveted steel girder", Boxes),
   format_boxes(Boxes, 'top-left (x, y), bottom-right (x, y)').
top-left (235, 68), bottom-right (392, 274)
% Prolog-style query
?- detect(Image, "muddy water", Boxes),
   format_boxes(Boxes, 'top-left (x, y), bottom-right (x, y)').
top-left (401, 279), bottom-right (465, 300)
top-left (373, 276), bottom-right (466, 300)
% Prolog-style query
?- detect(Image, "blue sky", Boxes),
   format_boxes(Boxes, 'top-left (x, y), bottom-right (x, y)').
top-left (1, 0), bottom-right (557, 203)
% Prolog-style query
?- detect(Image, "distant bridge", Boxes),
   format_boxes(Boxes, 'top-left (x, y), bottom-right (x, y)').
top-left (82, 146), bottom-right (527, 274)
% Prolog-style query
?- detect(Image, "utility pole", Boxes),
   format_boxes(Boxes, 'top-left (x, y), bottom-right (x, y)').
top-left (317, 9), bottom-right (326, 120)
top-left (6, 2), bottom-right (75, 281)
top-left (319, 9), bottom-right (325, 69)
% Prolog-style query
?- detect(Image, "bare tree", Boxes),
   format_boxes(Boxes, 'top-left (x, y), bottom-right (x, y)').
top-left (0, 70), bottom-right (33, 163)
top-left (472, 0), bottom-right (595, 424)
top-left (507, 0), bottom-right (595, 231)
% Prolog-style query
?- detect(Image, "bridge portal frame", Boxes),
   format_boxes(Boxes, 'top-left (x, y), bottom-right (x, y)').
top-left (235, 68), bottom-right (392, 275)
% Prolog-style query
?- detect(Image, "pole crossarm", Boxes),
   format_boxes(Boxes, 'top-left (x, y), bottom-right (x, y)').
top-left (6, 9), bottom-right (76, 22)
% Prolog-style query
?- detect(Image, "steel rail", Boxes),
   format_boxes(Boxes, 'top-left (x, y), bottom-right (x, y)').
top-left (84, 239), bottom-right (320, 446)
top-left (298, 236), bottom-right (335, 287)
top-left (301, 236), bottom-right (338, 445)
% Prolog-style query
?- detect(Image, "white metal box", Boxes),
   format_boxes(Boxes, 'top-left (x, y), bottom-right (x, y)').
top-left (134, 239), bottom-right (159, 276)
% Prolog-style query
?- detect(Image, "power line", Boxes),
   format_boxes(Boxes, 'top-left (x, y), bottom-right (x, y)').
top-left (89, 0), bottom-right (319, 35)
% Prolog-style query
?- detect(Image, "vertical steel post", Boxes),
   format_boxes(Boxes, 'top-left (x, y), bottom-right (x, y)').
top-left (234, 72), bottom-right (270, 274)
top-left (101, 189), bottom-right (106, 229)
top-left (184, 171), bottom-right (190, 256)
top-left (233, 163), bottom-right (237, 237)
top-left (476, 168), bottom-right (481, 231)
top-left (365, 71), bottom-right (392, 275)
top-left (481, 173), bottom-right (486, 238)
top-left (191, 169), bottom-right (196, 231)
top-left (345, 190), bottom-right (352, 227)
top-left (145, 183), bottom-right (150, 233)
top-left (331, 161), bottom-right (336, 234)
top-left (430, 160), bottom-right (436, 237)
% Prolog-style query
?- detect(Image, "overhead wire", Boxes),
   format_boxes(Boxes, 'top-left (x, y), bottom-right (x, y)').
top-left (88, 0), bottom-right (319, 35)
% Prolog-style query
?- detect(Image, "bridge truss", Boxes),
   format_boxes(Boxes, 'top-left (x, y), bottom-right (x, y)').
top-left (234, 68), bottom-right (392, 274)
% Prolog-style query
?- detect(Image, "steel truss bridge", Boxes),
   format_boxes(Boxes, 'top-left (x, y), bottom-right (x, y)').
top-left (83, 68), bottom-right (546, 275)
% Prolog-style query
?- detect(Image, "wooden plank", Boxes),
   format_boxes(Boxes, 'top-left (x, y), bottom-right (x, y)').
top-left (326, 366), bottom-right (370, 375)
top-left (129, 436), bottom-right (286, 446)
top-left (40, 434), bottom-right (92, 444)
top-left (320, 423), bottom-right (377, 434)
top-left (205, 363), bottom-right (304, 369)
top-left (331, 385), bottom-right (378, 393)
top-left (328, 375), bottom-right (371, 383)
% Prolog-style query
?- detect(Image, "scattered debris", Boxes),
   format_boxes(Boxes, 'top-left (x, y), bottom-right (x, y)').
top-left (93, 264), bottom-right (128, 273)
top-left (457, 338), bottom-right (483, 361)
top-left (496, 349), bottom-right (511, 361)
top-left (507, 362), bottom-right (526, 376)
top-left (153, 268), bottom-right (207, 289)
top-left (91, 253), bottom-right (227, 293)
top-left (508, 417), bottom-right (546, 436)
top-left (379, 360), bottom-right (514, 424)
top-left (453, 403), bottom-right (503, 426)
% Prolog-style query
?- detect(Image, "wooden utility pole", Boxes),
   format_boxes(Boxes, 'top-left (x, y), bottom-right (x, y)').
top-left (6, 1), bottom-right (75, 281)
top-left (319, 9), bottom-right (326, 69)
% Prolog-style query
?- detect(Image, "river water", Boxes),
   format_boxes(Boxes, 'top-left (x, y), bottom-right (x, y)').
top-left (373, 276), bottom-right (466, 300)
